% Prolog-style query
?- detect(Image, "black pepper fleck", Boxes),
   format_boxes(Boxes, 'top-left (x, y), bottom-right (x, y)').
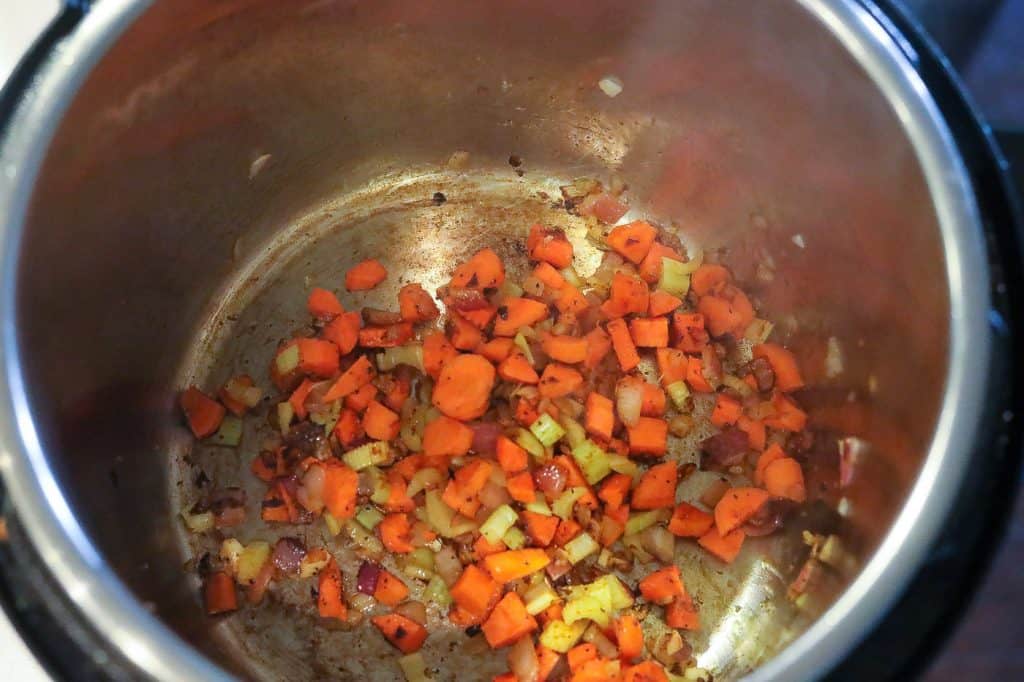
top-left (433, 192), bottom-right (447, 205)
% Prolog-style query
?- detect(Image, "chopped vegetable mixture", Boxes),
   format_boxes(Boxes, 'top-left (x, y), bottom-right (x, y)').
top-left (181, 197), bottom-right (824, 682)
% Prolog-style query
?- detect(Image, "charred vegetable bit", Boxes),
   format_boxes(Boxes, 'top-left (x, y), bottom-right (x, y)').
top-left (182, 208), bottom-right (832, 681)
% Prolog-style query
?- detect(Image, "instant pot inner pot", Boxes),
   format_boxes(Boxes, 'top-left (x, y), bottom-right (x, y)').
top-left (14, 1), bottom-right (951, 679)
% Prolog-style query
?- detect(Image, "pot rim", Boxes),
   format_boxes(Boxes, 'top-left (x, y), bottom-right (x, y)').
top-left (0, 1), bottom-right (992, 680)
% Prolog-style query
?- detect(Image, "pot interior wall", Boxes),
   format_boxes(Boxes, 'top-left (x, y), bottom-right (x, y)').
top-left (14, 0), bottom-right (948, 678)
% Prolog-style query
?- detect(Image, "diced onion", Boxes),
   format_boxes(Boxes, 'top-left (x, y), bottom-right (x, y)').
top-left (616, 381), bottom-right (643, 427)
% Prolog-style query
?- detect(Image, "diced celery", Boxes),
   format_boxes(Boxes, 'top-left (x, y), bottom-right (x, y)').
top-left (601, 574), bottom-right (635, 610)
top-left (377, 344), bottom-right (425, 373)
top-left (564, 533), bottom-right (600, 564)
top-left (559, 414), bottom-right (587, 449)
top-left (552, 487), bottom-right (587, 520)
top-left (522, 577), bottom-right (558, 615)
top-left (501, 280), bottom-right (525, 299)
top-left (237, 541), bottom-right (271, 585)
top-left (597, 549), bottom-right (612, 568)
top-left (345, 519), bottom-right (384, 557)
top-left (409, 547), bottom-right (435, 573)
top-left (658, 257), bottom-right (691, 297)
top-left (366, 467), bottom-right (392, 505)
top-left (666, 380), bottom-right (691, 411)
top-left (398, 652), bottom-right (434, 682)
top-left (607, 453), bottom-right (638, 479)
top-left (524, 494), bottom-right (553, 516)
top-left (625, 509), bottom-right (671, 536)
top-left (561, 266), bottom-right (584, 288)
top-left (539, 619), bottom-right (588, 653)
top-left (323, 511), bottom-right (342, 536)
top-left (224, 377), bottom-right (262, 408)
top-left (530, 413), bottom-right (565, 447)
top-left (423, 574), bottom-right (452, 609)
top-left (219, 538), bottom-right (244, 573)
top-left (402, 560), bottom-right (433, 581)
top-left (210, 415), bottom-right (243, 447)
top-left (277, 402), bottom-right (294, 435)
top-left (480, 504), bottom-right (519, 544)
top-left (180, 510), bottom-right (214, 534)
top-left (424, 490), bottom-right (477, 538)
top-left (400, 404), bottom-right (426, 452)
top-left (515, 427), bottom-right (546, 459)
top-left (406, 467), bottom-right (444, 498)
top-left (274, 343), bottom-right (300, 375)
top-left (355, 505), bottom-right (384, 531)
top-left (571, 440), bottom-right (612, 484)
top-left (503, 526), bottom-right (527, 550)
top-left (677, 248), bottom-right (703, 274)
top-left (563, 574), bottom-right (633, 627)
top-left (514, 331), bottom-right (535, 365)
top-left (343, 441), bottom-right (391, 471)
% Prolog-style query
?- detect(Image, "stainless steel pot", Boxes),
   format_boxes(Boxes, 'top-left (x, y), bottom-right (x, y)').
top-left (0, 0), bottom-right (1014, 680)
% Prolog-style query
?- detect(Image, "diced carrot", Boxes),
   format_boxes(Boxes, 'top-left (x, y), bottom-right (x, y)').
top-left (344, 381), bottom-right (378, 412)
top-left (345, 259), bottom-right (388, 291)
top-left (763, 391), bottom-right (808, 431)
top-left (451, 248), bottom-right (506, 289)
top-left (527, 224), bottom-right (574, 269)
top-left (459, 303), bottom-right (498, 329)
top-left (522, 510), bottom-right (560, 547)
top-left (382, 375), bottom-right (411, 412)
top-left (321, 461), bottom-right (359, 519)
top-left (764, 457), bottom-right (807, 502)
top-left (553, 518), bottom-right (582, 547)
top-left (631, 462), bottom-right (677, 509)
top-left (204, 572), bottom-right (238, 615)
top-left (672, 312), bottom-right (708, 354)
top-left (482, 592), bottom-right (538, 649)
top-left (493, 298), bottom-right (550, 337)
top-left (606, 220), bottom-right (657, 264)
top-left (498, 352), bottom-right (540, 384)
top-left (506, 470), bottom-right (536, 504)
top-left (475, 535), bottom-right (507, 559)
top-left (515, 397), bottom-right (540, 429)
top-left (391, 454), bottom-right (424, 481)
top-left (710, 394), bottom-right (742, 427)
top-left (615, 615), bottom-right (644, 661)
top-left (450, 564), bottom-right (501, 621)
top-left (629, 317), bottom-right (669, 348)
top-left (374, 568), bottom-right (410, 606)
top-left (603, 272), bottom-right (650, 318)
top-left (307, 287), bottom-right (344, 320)
top-left (568, 643), bottom-right (598, 672)
top-left (698, 285), bottom-right (755, 338)
top-left (479, 337), bottom-right (516, 363)
top-left (383, 470), bottom-right (416, 513)
top-left (449, 312), bottom-right (483, 350)
top-left (690, 263), bottom-right (731, 297)
top-left (332, 408), bottom-right (363, 446)
top-left (555, 285), bottom-right (590, 315)
top-left (668, 502), bottom-right (714, 537)
top-left (754, 443), bottom-right (788, 486)
top-left (318, 557), bottom-right (347, 620)
top-left (322, 311), bottom-right (362, 355)
top-left (598, 473), bottom-right (632, 510)
top-left (665, 594), bottom-right (700, 631)
top-left (638, 242), bottom-right (684, 284)
top-left (585, 392), bottom-right (615, 441)
top-left (737, 415), bottom-right (766, 451)
top-left (423, 331), bottom-right (458, 379)
top-left (494, 674), bottom-right (517, 682)
top-left (372, 613), bottom-right (428, 654)
top-left (218, 374), bottom-right (254, 416)
top-left (607, 319), bottom-right (640, 372)
top-left (655, 347), bottom-right (688, 386)
top-left (541, 333), bottom-right (588, 364)
top-left (537, 645), bottom-right (561, 681)
top-left (483, 549), bottom-right (551, 584)
top-left (533, 262), bottom-right (567, 290)
top-left (627, 417), bottom-right (668, 456)
top-left (598, 515), bottom-right (625, 547)
top-left (251, 448), bottom-right (286, 483)
top-left (496, 436), bottom-right (529, 473)
top-left (363, 399), bottom-right (400, 440)
top-left (433, 353), bottom-right (496, 420)
top-left (423, 415), bottom-right (474, 457)
top-left (583, 326), bottom-right (613, 370)
top-left (358, 322), bottom-right (415, 348)
top-left (714, 487), bottom-right (771, 535)
top-left (398, 283), bottom-right (440, 322)
top-left (752, 343), bottom-right (805, 392)
top-left (638, 380), bottom-right (666, 417)
top-left (623, 661), bottom-right (670, 682)
top-left (698, 526), bottom-right (745, 563)
top-left (573, 659), bottom-right (619, 681)
top-left (743, 373), bottom-right (759, 392)
top-left (538, 603), bottom-right (564, 627)
top-left (443, 458), bottom-right (494, 517)
top-left (684, 356), bottom-right (714, 393)
top-left (638, 566), bottom-right (685, 605)
top-left (323, 355), bottom-right (375, 402)
top-left (261, 481), bottom-right (298, 523)
top-left (552, 455), bottom-right (599, 508)
top-left (289, 378), bottom-right (315, 420)
top-left (648, 290), bottom-right (683, 317)
top-left (538, 363), bottom-right (583, 399)
top-left (379, 513), bottom-right (414, 553)
top-left (180, 387), bottom-right (225, 438)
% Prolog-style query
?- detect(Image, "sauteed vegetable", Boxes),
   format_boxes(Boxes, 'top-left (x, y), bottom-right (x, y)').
top-left (180, 196), bottom-right (820, 681)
